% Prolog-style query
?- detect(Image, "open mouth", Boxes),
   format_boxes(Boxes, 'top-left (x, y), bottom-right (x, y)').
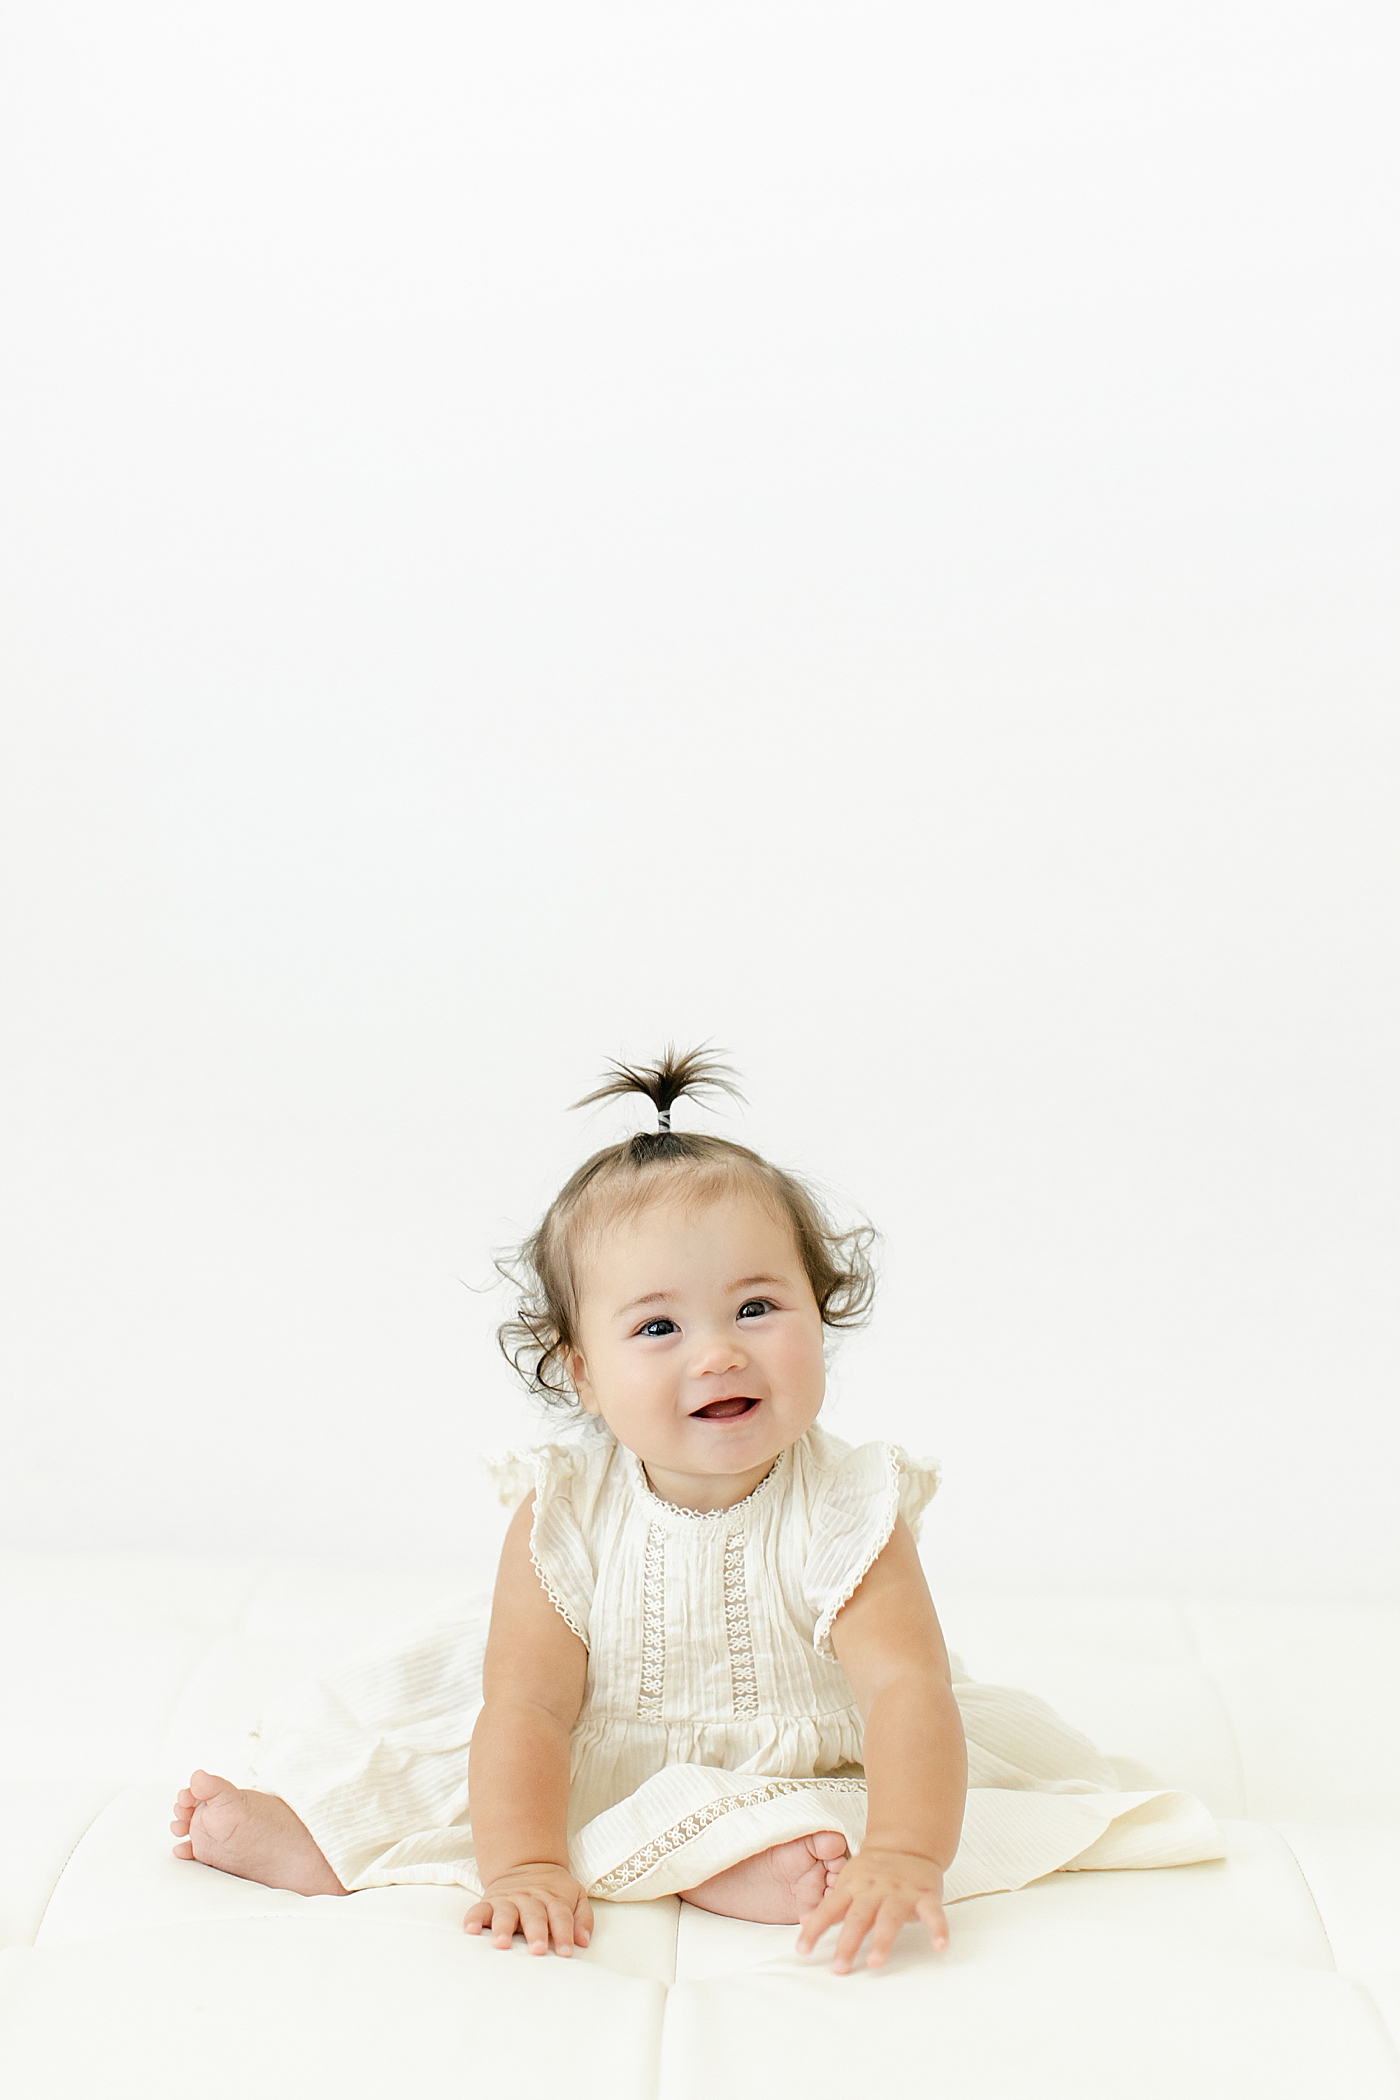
top-left (690, 1396), bottom-right (762, 1422)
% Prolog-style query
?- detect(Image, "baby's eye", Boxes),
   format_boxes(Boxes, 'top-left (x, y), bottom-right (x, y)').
top-left (636, 1317), bottom-right (677, 1338)
top-left (736, 1299), bottom-right (773, 1320)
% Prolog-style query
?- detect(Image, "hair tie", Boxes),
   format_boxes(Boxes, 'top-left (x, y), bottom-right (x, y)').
top-left (658, 1108), bottom-right (672, 1132)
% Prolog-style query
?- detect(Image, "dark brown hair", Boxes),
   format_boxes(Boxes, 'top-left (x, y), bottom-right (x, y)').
top-left (497, 1047), bottom-right (877, 1405)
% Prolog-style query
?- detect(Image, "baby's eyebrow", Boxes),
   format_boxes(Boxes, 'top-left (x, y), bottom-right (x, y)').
top-left (616, 1272), bottom-right (791, 1319)
top-left (617, 1274), bottom-right (793, 1319)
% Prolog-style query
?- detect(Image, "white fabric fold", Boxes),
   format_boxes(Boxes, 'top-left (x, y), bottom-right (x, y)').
top-left (570, 1767), bottom-right (871, 1901)
top-left (566, 1763), bottom-right (1223, 1905)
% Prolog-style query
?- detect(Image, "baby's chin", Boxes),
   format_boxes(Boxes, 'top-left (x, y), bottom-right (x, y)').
top-left (591, 1394), bottom-right (826, 1477)
top-left (675, 1397), bottom-right (825, 1467)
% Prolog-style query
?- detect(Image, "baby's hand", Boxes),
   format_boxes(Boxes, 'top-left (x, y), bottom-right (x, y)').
top-left (795, 1847), bottom-right (948, 1974)
top-left (464, 1864), bottom-right (593, 1957)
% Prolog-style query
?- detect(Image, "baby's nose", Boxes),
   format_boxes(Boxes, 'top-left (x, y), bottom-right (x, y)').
top-left (690, 1331), bottom-right (747, 1374)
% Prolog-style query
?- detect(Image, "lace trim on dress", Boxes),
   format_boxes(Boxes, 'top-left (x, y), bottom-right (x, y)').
top-left (637, 1521), bottom-right (667, 1720)
top-left (589, 1777), bottom-right (869, 1895)
top-left (811, 1445), bottom-right (903, 1661)
top-left (517, 1448), bottom-right (591, 1645)
top-left (529, 1538), bottom-right (587, 1646)
top-left (723, 1532), bottom-right (759, 1717)
top-left (634, 1452), bottom-right (784, 1522)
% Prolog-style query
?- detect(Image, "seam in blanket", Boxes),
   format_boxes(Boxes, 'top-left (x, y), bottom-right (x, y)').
top-left (31, 1786), bottom-right (124, 1945)
top-left (1273, 1825), bottom-right (1342, 1976)
top-left (1176, 1596), bottom-right (1250, 1819)
top-left (1350, 1977), bottom-right (1400, 2081)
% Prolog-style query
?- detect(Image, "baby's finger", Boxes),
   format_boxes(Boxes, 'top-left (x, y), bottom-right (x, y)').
top-left (916, 1894), bottom-right (950, 1953)
top-left (517, 1896), bottom-right (551, 1955)
top-left (171, 1840), bottom-right (194, 1859)
top-left (831, 1899), bottom-right (879, 1975)
top-left (573, 1893), bottom-right (594, 1947)
top-left (794, 1884), bottom-right (850, 1955)
top-left (547, 1900), bottom-right (578, 1955)
top-left (463, 1901), bottom-right (492, 1936)
top-left (862, 1897), bottom-right (912, 1969)
top-left (489, 1900), bottom-right (520, 1949)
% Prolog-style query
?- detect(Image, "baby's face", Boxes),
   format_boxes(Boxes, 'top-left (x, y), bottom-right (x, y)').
top-left (568, 1189), bottom-right (827, 1490)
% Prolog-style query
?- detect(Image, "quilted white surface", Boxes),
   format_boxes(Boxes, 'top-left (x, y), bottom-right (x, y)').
top-left (2, 1554), bottom-right (1396, 2097)
top-left (0, 1920), bottom-right (669, 2100)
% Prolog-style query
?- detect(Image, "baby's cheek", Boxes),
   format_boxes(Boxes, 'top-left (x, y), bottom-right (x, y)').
top-left (775, 1327), bottom-right (826, 1404)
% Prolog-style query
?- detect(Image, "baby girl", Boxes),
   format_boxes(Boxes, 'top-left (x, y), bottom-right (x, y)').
top-left (172, 1050), bottom-right (1221, 1971)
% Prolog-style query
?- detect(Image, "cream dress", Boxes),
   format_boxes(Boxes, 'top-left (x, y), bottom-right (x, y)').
top-left (250, 1425), bottom-right (1222, 1904)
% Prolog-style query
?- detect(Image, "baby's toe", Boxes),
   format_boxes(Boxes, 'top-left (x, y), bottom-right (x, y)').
top-left (792, 1862), bottom-right (832, 1911)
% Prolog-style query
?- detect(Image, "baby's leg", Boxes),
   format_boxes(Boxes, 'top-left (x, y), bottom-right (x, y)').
top-left (680, 1832), bottom-right (847, 1925)
top-left (171, 1770), bottom-right (347, 1896)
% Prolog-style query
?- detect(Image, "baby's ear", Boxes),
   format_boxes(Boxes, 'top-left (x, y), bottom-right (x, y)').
top-left (566, 1350), bottom-right (601, 1414)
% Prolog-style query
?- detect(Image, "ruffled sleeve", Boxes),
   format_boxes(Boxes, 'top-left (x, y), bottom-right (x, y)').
top-left (481, 1443), bottom-right (603, 1648)
top-left (804, 1439), bottom-right (941, 1661)
top-left (484, 1452), bottom-right (536, 1511)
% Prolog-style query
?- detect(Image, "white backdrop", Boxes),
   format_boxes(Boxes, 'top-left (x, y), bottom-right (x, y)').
top-left (1, 2), bottom-right (1396, 1597)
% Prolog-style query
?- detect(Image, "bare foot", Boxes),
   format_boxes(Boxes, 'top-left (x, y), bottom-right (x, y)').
top-left (170, 1770), bottom-right (347, 1896)
top-left (680, 1831), bottom-right (848, 1924)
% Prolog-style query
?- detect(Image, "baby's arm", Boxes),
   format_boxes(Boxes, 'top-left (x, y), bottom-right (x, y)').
top-left (464, 1496), bottom-right (592, 1956)
top-left (796, 1516), bottom-right (967, 1973)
